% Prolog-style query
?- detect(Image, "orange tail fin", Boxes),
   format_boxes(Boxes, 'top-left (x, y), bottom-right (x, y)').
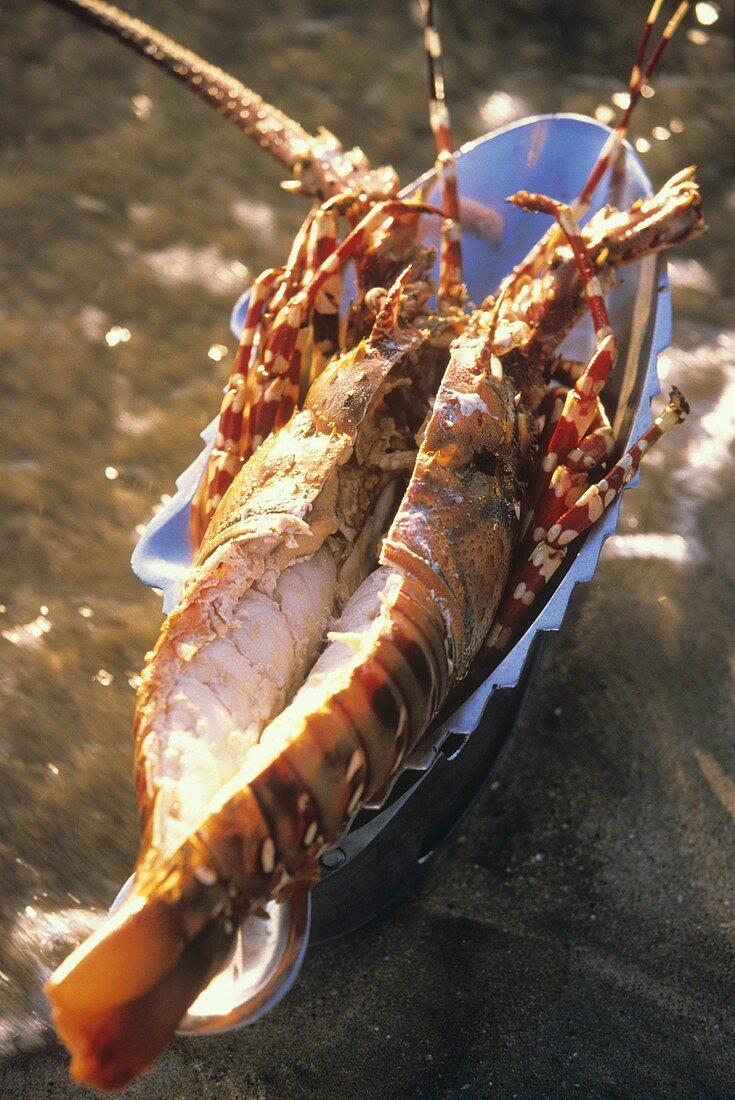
top-left (45, 889), bottom-right (233, 1090)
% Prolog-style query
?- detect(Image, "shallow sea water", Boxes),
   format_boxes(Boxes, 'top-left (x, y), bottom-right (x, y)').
top-left (1, 2), bottom-right (734, 1097)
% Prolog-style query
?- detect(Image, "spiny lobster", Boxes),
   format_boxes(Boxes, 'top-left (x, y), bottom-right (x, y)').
top-left (41, 0), bottom-right (702, 1089)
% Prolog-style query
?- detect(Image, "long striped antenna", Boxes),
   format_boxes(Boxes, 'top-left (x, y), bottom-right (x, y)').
top-left (508, 0), bottom-right (692, 283)
top-left (46, 0), bottom-right (313, 171)
top-left (575, 0), bottom-right (692, 214)
top-left (420, 0), bottom-right (464, 306)
top-left (44, 0), bottom-right (399, 200)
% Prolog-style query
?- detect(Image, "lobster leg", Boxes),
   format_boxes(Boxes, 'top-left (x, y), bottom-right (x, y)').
top-left (520, 407), bottom-right (613, 548)
top-left (535, 384), bottom-right (568, 440)
top-left (564, 412), bottom-right (615, 475)
top-left (508, 192), bottom-right (615, 342)
top-left (306, 207), bottom-right (342, 387)
top-left (260, 210), bottom-right (319, 326)
top-left (522, 339), bottom-right (616, 529)
top-left (190, 198), bottom-right (440, 543)
top-left (190, 211), bottom-right (317, 543)
top-left (485, 387), bottom-right (689, 654)
top-left (508, 191), bottom-right (618, 540)
top-left (245, 199), bottom-right (441, 458)
top-left (190, 267), bottom-right (282, 545)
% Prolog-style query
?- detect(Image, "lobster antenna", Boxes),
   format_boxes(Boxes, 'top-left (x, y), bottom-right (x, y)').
top-left (420, 0), bottom-right (464, 305)
top-left (575, 0), bottom-right (692, 212)
top-left (44, 0), bottom-right (404, 203)
top-left (506, 0), bottom-right (692, 284)
top-left (45, 0), bottom-right (317, 173)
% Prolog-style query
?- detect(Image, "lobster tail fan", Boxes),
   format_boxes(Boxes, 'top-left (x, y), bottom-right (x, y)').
top-left (44, 890), bottom-right (234, 1090)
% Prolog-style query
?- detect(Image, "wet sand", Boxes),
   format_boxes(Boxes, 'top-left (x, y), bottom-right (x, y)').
top-left (1, 2), bottom-right (734, 1097)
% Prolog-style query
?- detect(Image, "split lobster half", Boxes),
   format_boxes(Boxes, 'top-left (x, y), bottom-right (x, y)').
top-left (43, 0), bottom-right (703, 1089)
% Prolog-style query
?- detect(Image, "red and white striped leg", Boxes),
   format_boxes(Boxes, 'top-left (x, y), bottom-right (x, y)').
top-left (508, 192), bottom-right (618, 535)
top-left (190, 266), bottom-right (281, 546)
top-left (485, 387), bottom-right (689, 654)
top-left (247, 198), bottom-right (441, 452)
top-left (564, 410), bottom-right (615, 476)
top-left (534, 385), bottom-right (569, 447)
top-left (518, 406), bottom-right (614, 560)
top-left (190, 209), bottom-right (320, 542)
top-left (259, 209), bottom-right (317, 330)
top-left (527, 467), bottom-right (589, 547)
top-left (307, 207), bottom-right (341, 387)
